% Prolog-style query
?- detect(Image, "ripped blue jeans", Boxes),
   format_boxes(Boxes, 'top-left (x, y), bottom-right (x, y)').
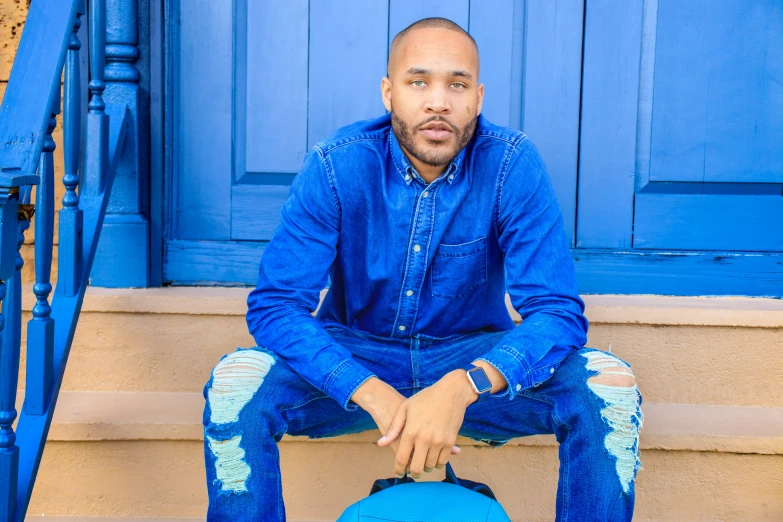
top-left (202, 326), bottom-right (644, 521)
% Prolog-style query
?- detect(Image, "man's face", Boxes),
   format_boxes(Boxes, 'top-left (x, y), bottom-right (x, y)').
top-left (382, 27), bottom-right (484, 169)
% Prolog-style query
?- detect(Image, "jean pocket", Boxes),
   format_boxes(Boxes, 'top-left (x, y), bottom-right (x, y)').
top-left (430, 236), bottom-right (488, 299)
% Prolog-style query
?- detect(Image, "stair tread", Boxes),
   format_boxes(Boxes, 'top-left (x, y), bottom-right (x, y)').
top-left (21, 283), bottom-right (783, 327)
top-left (15, 390), bottom-right (783, 454)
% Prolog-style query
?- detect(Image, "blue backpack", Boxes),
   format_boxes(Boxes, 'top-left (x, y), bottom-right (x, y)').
top-left (337, 462), bottom-right (511, 521)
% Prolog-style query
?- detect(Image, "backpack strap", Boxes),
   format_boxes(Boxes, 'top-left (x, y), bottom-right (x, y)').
top-left (368, 462), bottom-right (497, 500)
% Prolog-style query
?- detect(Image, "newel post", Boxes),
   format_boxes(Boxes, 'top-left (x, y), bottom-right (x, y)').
top-left (91, 0), bottom-right (150, 287)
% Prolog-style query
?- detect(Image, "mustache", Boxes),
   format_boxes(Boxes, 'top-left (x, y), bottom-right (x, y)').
top-left (414, 116), bottom-right (459, 134)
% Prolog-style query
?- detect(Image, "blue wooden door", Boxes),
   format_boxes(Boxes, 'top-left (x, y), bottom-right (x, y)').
top-left (574, 0), bottom-right (783, 294)
top-left (164, 0), bottom-right (584, 285)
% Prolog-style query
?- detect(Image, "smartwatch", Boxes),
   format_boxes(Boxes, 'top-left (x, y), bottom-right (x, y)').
top-left (460, 363), bottom-right (493, 403)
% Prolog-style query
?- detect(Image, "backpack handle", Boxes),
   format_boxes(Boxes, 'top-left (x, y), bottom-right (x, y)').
top-left (369, 462), bottom-right (497, 500)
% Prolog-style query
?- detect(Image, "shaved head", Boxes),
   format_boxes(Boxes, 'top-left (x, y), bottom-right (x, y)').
top-left (387, 17), bottom-right (479, 80)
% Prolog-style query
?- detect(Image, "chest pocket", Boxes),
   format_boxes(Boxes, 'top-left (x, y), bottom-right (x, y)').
top-left (430, 236), bottom-right (488, 299)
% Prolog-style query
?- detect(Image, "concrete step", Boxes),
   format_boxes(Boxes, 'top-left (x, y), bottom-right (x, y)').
top-left (16, 391), bottom-right (783, 454)
top-left (19, 390), bottom-right (783, 521)
top-left (16, 286), bottom-right (783, 408)
top-left (26, 519), bottom-right (202, 522)
top-left (12, 287), bottom-right (783, 520)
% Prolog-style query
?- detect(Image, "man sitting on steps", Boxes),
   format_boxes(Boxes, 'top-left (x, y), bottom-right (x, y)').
top-left (201, 16), bottom-right (644, 522)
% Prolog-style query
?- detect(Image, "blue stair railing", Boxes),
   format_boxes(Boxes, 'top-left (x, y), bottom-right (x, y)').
top-left (0, 1), bottom-right (130, 520)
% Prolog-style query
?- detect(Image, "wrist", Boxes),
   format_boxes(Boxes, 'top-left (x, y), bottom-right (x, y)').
top-left (471, 360), bottom-right (507, 394)
top-left (445, 370), bottom-right (480, 407)
top-left (350, 376), bottom-right (387, 412)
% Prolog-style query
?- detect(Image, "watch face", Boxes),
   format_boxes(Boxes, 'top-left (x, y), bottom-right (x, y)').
top-left (468, 367), bottom-right (492, 394)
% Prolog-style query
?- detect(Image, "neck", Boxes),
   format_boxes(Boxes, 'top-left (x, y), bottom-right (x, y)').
top-left (400, 148), bottom-right (448, 184)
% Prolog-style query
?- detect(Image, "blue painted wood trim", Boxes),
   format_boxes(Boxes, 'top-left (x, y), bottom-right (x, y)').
top-left (0, 0), bottom-right (77, 178)
top-left (148, 0), bottom-right (164, 286)
top-left (165, 239), bottom-right (783, 298)
top-left (91, 0), bottom-right (151, 288)
top-left (574, 249), bottom-right (783, 297)
top-left (164, 239), bottom-right (268, 286)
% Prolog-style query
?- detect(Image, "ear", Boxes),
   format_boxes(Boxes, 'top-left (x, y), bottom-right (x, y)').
top-left (476, 83), bottom-right (485, 116)
top-left (381, 77), bottom-right (393, 112)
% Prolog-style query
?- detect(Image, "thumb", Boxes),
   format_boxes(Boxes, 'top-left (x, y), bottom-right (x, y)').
top-left (377, 404), bottom-right (407, 446)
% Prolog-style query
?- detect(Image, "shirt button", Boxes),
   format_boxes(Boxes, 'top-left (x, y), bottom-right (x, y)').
top-left (515, 384), bottom-right (522, 392)
top-left (406, 290), bottom-right (413, 296)
top-left (413, 244), bottom-right (421, 252)
top-left (550, 368), bottom-right (555, 374)
top-left (448, 174), bottom-right (454, 181)
top-left (398, 325), bottom-right (406, 331)
top-left (404, 174), bottom-right (411, 181)
top-left (422, 191), bottom-right (429, 198)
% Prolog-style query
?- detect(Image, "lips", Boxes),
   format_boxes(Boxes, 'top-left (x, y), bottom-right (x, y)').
top-left (419, 122), bottom-right (454, 141)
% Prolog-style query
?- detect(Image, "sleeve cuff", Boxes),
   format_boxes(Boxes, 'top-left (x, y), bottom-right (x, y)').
top-left (474, 345), bottom-right (529, 401)
top-left (323, 357), bottom-right (377, 411)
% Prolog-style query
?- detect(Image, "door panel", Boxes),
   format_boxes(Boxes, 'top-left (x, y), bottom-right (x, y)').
top-left (577, 0), bottom-right (783, 252)
top-left (176, 0), bottom-right (233, 240)
top-left (649, 1), bottom-right (783, 183)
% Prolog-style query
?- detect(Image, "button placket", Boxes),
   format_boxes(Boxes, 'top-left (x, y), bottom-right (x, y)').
top-left (392, 180), bottom-right (442, 336)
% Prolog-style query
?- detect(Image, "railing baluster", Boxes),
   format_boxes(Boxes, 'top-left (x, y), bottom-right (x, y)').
top-left (0, 271), bottom-right (15, 522)
top-left (84, 0), bottom-right (108, 199)
top-left (0, 188), bottom-right (28, 522)
top-left (60, 11), bottom-right (84, 298)
top-left (26, 90), bottom-right (59, 416)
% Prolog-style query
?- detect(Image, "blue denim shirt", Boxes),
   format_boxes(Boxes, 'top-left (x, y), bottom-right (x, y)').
top-left (247, 113), bottom-right (589, 411)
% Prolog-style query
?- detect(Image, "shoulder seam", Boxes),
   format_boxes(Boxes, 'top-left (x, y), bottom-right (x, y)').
top-left (476, 129), bottom-right (527, 145)
top-left (318, 133), bottom-right (387, 154)
top-left (493, 133), bottom-right (529, 238)
top-left (313, 146), bottom-right (342, 222)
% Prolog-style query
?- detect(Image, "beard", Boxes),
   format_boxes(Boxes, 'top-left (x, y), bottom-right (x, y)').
top-left (391, 107), bottom-right (477, 168)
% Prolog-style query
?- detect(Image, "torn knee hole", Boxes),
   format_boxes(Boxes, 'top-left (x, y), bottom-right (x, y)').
top-left (581, 351), bottom-right (643, 494)
top-left (587, 366), bottom-right (636, 387)
top-left (207, 350), bottom-right (276, 425)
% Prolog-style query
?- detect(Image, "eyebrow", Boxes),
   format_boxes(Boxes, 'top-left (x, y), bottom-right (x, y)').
top-left (404, 67), bottom-right (473, 80)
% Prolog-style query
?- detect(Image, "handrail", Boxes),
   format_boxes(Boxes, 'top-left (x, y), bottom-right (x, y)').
top-left (0, 1), bottom-right (130, 520)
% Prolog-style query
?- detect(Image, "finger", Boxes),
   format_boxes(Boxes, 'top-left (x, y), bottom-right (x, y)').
top-left (378, 403), bottom-right (407, 447)
top-left (450, 444), bottom-right (461, 455)
top-left (424, 442), bottom-right (442, 472)
top-left (408, 440), bottom-right (430, 478)
top-left (394, 434), bottom-right (415, 477)
top-left (435, 445), bottom-right (452, 469)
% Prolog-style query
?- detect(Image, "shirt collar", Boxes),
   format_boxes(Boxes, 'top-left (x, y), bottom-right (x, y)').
top-left (388, 126), bottom-right (467, 186)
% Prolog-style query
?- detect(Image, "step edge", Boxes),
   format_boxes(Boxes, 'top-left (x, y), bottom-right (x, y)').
top-left (26, 519), bottom-right (322, 522)
top-left (15, 391), bottom-right (783, 453)
top-left (26, 519), bottom-right (205, 522)
top-left (20, 283), bottom-right (783, 327)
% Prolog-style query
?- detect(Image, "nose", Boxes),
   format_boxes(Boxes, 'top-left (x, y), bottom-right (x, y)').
top-left (425, 85), bottom-right (451, 114)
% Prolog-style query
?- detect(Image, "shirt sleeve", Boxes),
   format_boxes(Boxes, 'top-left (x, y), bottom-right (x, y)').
top-left (246, 147), bottom-right (377, 411)
top-left (474, 137), bottom-right (589, 400)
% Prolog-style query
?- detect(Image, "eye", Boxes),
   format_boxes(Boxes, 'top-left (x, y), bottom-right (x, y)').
top-left (411, 80), bottom-right (426, 87)
top-left (451, 83), bottom-right (466, 89)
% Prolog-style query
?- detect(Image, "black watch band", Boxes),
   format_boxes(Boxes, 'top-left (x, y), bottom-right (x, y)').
top-left (460, 363), bottom-right (492, 403)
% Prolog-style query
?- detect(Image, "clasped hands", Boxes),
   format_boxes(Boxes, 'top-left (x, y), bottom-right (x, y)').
top-left (353, 369), bottom-right (479, 478)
